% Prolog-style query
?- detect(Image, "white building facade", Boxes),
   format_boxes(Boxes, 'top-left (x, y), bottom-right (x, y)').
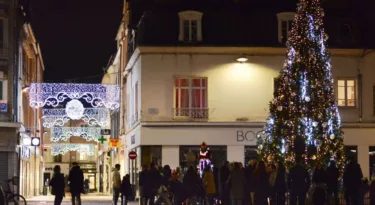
top-left (123, 46), bottom-right (375, 179)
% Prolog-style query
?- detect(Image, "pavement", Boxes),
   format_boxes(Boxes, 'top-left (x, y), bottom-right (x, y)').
top-left (26, 193), bottom-right (139, 205)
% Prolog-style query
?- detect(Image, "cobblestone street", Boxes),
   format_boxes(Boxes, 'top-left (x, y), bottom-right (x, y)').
top-left (26, 194), bottom-right (138, 205)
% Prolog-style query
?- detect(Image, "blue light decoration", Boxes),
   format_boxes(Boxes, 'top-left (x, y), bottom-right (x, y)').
top-left (28, 83), bottom-right (120, 110)
top-left (51, 127), bottom-right (101, 142)
top-left (42, 108), bottom-right (110, 128)
top-left (51, 143), bottom-right (95, 156)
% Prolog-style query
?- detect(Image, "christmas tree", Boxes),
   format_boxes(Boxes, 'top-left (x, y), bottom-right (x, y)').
top-left (258, 0), bottom-right (345, 171)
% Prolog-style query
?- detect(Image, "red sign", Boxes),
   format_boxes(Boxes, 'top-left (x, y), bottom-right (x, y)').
top-left (128, 151), bottom-right (137, 160)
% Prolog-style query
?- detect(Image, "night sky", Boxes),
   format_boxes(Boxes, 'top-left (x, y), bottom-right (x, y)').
top-left (31, 0), bottom-right (123, 83)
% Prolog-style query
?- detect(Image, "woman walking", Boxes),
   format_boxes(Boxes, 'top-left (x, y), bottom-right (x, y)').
top-left (49, 165), bottom-right (65, 205)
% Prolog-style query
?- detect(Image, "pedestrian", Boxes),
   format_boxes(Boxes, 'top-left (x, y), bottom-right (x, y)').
top-left (220, 161), bottom-right (230, 205)
top-left (343, 156), bottom-right (363, 205)
top-left (274, 162), bottom-right (286, 205)
top-left (68, 162), bottom-right (84, 205)
top-left (359, 177), bottom-right (369, 205)
top-left (268, 164), bottom-right (277, 205)
top-left (228, 162), bottom-right (245, 205)
top-left (120, 174), bottom-right (132, 205)
top-left (50, 165), bottom-right (65, 205)
top-left (252, 161), bottom-right (269, 205)
top-left (312, 162), bottom-right (327, 205)
top-left (139, 165), bottom-right (151, 205)
top-left (288, 157), bottom-right (310, 205)
top-left (326, 160), bottom-right (339, 205)
top-left (183, 166), bottom-right (202, 205)
top-left (202, 165), bottom-right (216, 205)
top-left (113, 164), bottom-right (122, 205)
top-left (247, 160), bottom-right (257, 205)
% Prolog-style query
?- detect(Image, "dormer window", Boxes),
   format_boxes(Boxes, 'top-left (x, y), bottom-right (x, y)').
top-left (178, 11), bottom-right (203, 42)
top-left (277, 12), bottom-right (295, 44)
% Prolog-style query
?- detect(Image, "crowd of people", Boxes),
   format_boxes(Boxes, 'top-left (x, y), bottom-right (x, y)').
top-left (137, 156), bottom-right (375, 205)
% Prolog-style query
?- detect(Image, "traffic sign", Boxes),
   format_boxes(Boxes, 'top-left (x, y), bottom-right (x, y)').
top-left (128, 151), bottom-right (137, 160)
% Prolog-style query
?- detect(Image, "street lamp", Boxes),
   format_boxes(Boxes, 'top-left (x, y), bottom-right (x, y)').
top-left (236, 56), bottom-right (248, 63)
top-left (31, 137), bottom-right (40, 146)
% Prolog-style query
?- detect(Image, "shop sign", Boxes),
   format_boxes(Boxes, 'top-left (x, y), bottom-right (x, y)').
top-left (101, 129), bottom-right (111, 135)
top-left (131, 135), bottom-right (135, 145)
top-left (109, 139), bottom-right (119, 148)
top-left (236, 130), bottom-right (257, 142)
top-left (21, 146), bottom-right (30, 159)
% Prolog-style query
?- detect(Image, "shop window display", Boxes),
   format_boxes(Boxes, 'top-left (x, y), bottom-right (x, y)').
top-left (180, 144), bottom-right (226, 176)
top-left (244, 146), bottom-right (258, 167)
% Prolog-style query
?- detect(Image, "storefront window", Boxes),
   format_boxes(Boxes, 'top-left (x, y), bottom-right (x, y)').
top-left (344, 146), bottom-right (358, 162)
top-left (369, 146), bottom-right (375, 179)
top-left (244, 146), bottom-right (258, 167)
top-left (179, 146), bottom-right (227, 171)
top-left (141, 146), bottom-right (162, 167)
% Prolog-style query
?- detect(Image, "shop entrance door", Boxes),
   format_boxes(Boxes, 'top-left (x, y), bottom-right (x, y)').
top-left (88, 174), bottom-right (96, 192)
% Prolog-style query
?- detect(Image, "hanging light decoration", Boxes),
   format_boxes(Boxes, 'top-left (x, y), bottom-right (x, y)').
top-left (42, 108), bottom-right (110, 128)
top-left (51, 143), bottom-right (95, 156)
top-left (51, 127), bottom-right (102, 142)
top-left (28, 83), bottom-right (120, 110)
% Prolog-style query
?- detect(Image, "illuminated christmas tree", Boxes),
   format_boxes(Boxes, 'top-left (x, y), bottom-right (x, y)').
top-left (258, 0), bottom-right (345, 171)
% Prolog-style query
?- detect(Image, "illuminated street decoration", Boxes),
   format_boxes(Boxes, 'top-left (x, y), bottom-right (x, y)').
top-left (65, 99), bottom-right (85, 120)
top-left (51, 143), bottom-right (95, 156)
top-left (51, 127), bottom-right (101, 142)
top-left (29, 83), bottom-right (120, 110)
top-left (42, 108), bottom-right (110, 128)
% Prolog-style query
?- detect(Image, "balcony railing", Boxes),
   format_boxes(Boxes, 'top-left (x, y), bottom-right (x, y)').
top-left (173, 108), bottom-right (209, 120)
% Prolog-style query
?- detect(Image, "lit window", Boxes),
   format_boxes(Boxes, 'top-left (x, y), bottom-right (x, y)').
top-left (277, 12), bottom-right (295, 44)
top-left (178, 11), bottom-right (203, 42)
top-left (337, 79), bottom-right (356, 107)
top-left (174, 77), bottom-right (208, 119)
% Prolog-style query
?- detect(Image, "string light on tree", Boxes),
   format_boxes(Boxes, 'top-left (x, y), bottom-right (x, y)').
top-left (257, 0), bottom-right (345, 172)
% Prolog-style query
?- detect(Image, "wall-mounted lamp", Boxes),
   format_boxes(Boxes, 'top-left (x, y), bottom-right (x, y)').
top-left (22, 86), bottom-right (30, 92)
top-left (31, 137), bottom-right (40, 146)
top-left (236, 56), bottom-right (248, 63)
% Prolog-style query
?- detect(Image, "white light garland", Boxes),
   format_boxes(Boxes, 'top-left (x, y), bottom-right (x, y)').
top-left (29, 83), bottom-right (120, 110)
top-left (65, 100), bottom-right (85, 120)
top-left (42, 108), bottom-right (110, 128)
top-left (51, 143), bottom-right (95, 156)
top-left (51, 127), bottom-right (102, 142)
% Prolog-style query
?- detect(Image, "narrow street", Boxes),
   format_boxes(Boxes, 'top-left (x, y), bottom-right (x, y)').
top-left (27, 194), bottom-right (138, 205)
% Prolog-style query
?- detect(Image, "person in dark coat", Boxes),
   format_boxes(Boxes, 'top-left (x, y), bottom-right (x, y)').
top-left (326, 161), bottom-right (339, 205)
top-left (220, 161), bottom-right (230, 205)
top-left (183, 166), bottom-right (202, 205)
top-left (274, 162), bottom-right (286, 205)
top-left (140, 165), bottom-right (151, 205)
top-left (344, 157), bottom-right (363, 205)
top-left (228, 162), bottom-right (246, 205)
top-left (252, 161), bottom-right (269, 205)
top-left (247, 160), bottom-right (257, 205)
top-left (149, 163), bottom-right (162, 205)
top-left (120, 174), bottom-right (132, 205)
top-left (312, 163), bottom-right (327, 205)
top-left (288, 157), bottom-right (310, 205)
top-left (68, 162), bottom-right (84, 205)
top-left (50, 165), bottom-right (65, 205)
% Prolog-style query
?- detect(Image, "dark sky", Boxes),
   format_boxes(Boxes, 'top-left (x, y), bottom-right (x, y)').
top-left (31, 0), bottom-right (123, 83)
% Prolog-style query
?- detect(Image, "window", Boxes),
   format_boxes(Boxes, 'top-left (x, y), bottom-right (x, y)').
top-left (373, 85), bottom-right (375, 115)
top-left (337, 79), bottom-right (356, 107)
top-left (276, 12), bottom-right (295, 44)
top-left (0, 19), bottom-right (3, 48)
top-left (53, 155), bottom-right (62, 163)
top-left (178, 11), bottom-right (203, 42)
top-left (135, 82), bottom-right (138, 121)
top-left (174, 77), bottom-right (208, 118)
